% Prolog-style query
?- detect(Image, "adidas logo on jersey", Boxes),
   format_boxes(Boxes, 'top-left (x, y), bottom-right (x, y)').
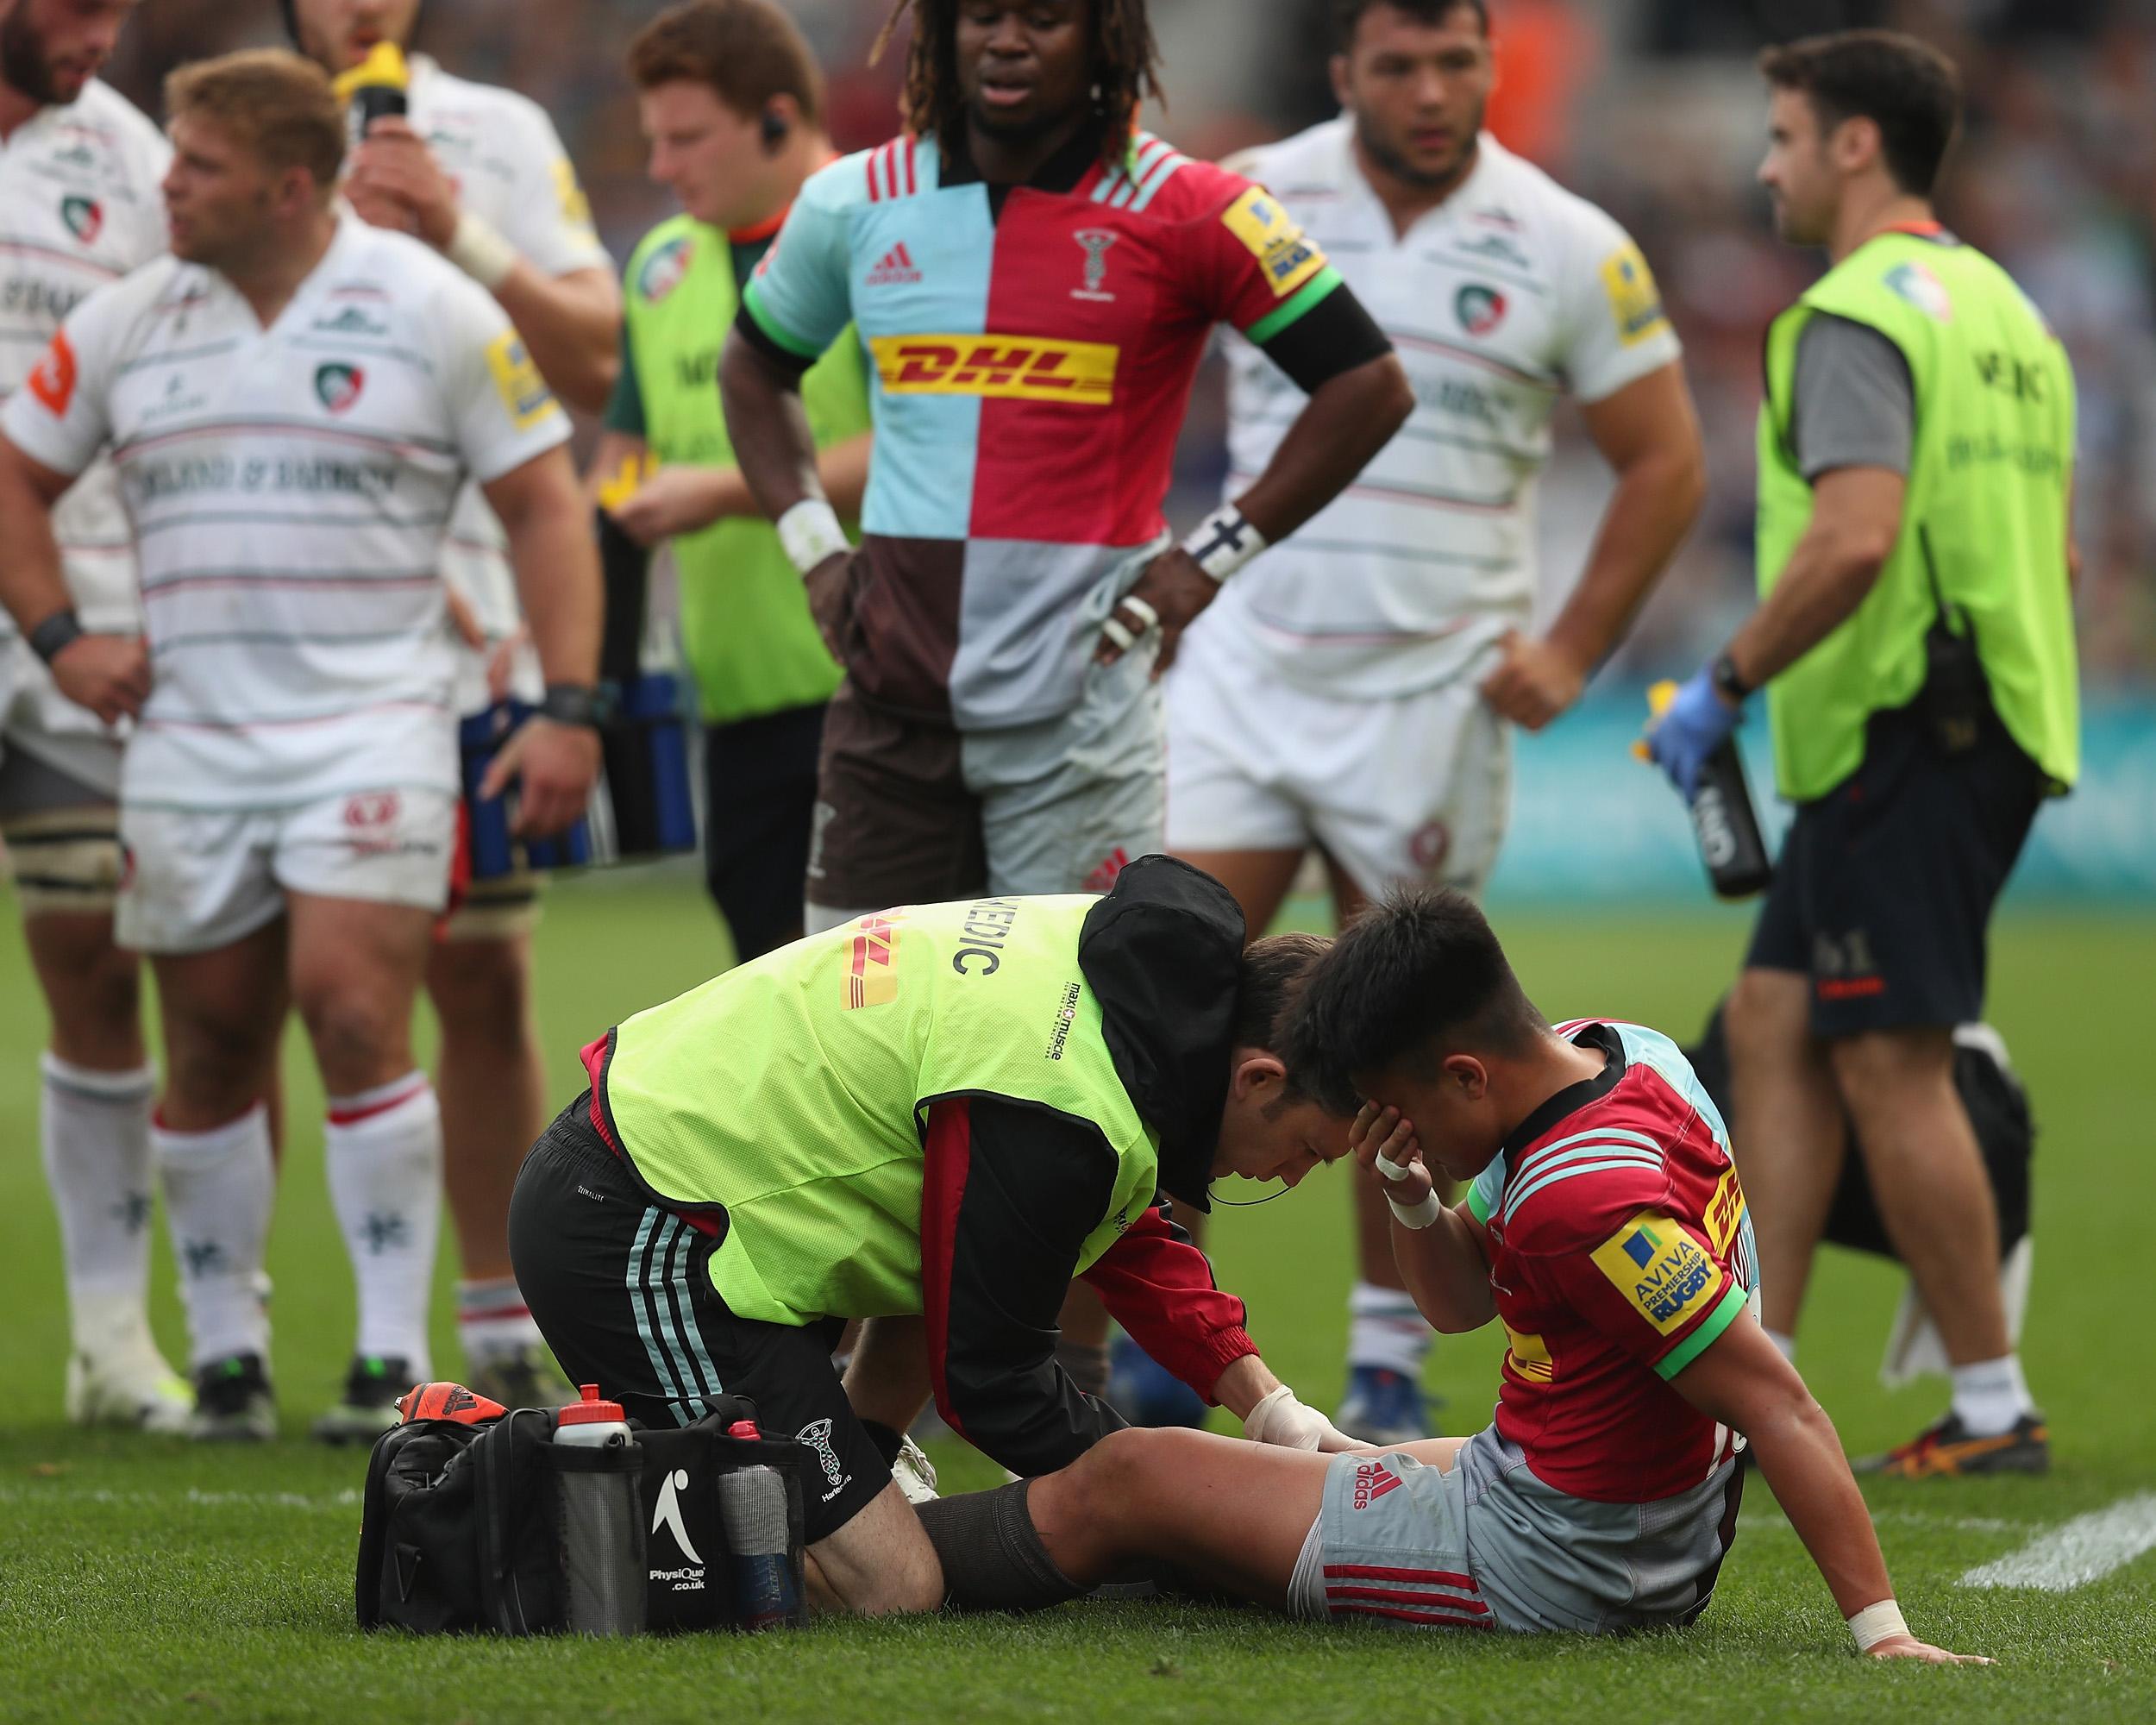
top-left (866, 242), bottom-right (922, 286)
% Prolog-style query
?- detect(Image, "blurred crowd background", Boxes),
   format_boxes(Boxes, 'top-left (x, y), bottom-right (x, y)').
top-left (102, 0), bottom-right (2156, 691)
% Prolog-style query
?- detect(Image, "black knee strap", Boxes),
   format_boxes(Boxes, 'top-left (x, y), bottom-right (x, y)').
top-left (913, 1481), bottom-right (1084, 1612)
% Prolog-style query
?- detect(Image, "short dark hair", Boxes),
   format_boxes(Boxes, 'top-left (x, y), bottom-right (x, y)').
top-left (1284, 889), bottom-right (1542, 1117)
top-left (1333, 0), bottom-right (1489, 53)
top-left (1232, 932), bottom-right (1331, 1095)
top-left (628, 0), bottom-right (825, 129)
top-left (1758, 28), bottom-right (1961, 198)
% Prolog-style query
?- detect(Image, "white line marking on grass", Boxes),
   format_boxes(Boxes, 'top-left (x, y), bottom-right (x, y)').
top-left (1959, 1493), bottom-right (2156, 1592)
top-left (0, 1486), bottom-right (361, 1513)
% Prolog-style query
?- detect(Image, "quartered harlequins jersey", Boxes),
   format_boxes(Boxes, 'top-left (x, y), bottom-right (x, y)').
top-left (741, 129), bottom-right (1351, 731)
top-left (1466, 1020), bottom-right (1762, 1504)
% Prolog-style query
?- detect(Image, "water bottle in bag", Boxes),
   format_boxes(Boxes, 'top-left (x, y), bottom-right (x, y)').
top-left (718, 1419), bottom-right (801, 1631)
top-left (551, 1385), bottom-right (646, 1636)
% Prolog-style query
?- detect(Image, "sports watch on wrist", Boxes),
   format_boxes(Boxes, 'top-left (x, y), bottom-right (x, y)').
top-left (538, 682), bottom-right (611, 731)
top-left (1710, 651), bottom-right (1752, 706)
top-left (28, 607), bottom-right (85, 666)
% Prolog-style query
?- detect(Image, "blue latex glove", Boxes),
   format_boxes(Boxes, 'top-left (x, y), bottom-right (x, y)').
top-left (1647, 666), bottom-right (1741, 799)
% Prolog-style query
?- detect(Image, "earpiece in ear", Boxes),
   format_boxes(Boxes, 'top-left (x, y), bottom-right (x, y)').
top-left (760, 108), bottom-right (789, 154)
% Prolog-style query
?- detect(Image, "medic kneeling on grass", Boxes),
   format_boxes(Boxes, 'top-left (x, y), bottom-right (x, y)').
top-left (912, 891), bottom-right (1990, 1661)
top-left (508, 856), bottom-right (1363, 1615)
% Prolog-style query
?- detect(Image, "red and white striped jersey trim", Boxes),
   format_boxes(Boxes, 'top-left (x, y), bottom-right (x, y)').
top-left (865, 136), bottom-right (921, 203)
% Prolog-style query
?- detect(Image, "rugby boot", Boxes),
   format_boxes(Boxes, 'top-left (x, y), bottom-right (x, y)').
top-left (187, 1352), bottom-right (277, 1442)
top-left (66, 1297), bottom-right (193, 1434)
top-left (1106, 1334), bottom-right (1209, 1429)
top-left (311, 1354), bottom-right (416, 1446)
top-left (463, 1344), bottom-right (573, 1413)
top-left (1336, 1365), bottom-right (1434, 1446)
top-left (1855, 1410), bottom-right (2050, 1479)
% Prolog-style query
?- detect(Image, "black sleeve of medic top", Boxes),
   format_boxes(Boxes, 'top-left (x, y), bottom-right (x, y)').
top-left (1257, 279), bottom-right (1395, 395)
top-left (730, 300), bottom-right (817, 378)
top-left (922, 1094), bottom-right (1129, 1478)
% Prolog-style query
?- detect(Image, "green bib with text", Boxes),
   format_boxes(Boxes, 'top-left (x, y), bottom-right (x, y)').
top-left (621, 216), bottom-right (866, 724)
top-left (1756, 232), bottom-right (2078, 801)
top-left (601, 895), bottom-right (1162, 1327)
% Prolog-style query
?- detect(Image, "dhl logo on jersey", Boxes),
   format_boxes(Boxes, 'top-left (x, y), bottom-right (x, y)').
top-left (1501, 1321), bottom-right (1553, 1383)
top-left (844, 911), bottom-right (906, 1009)
top-left (1705, 1167), bottom-right (1747, 1259)
top-left (1590, 1213), bottom-right (1726, 1336)
top-left (868, 336), bottom-right (1119, 405)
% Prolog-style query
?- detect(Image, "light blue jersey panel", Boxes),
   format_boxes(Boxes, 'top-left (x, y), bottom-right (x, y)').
top-left (850, 183), bottom-right (996, 543)
top-left (1611, 1020), bottom-right (1758, 1295)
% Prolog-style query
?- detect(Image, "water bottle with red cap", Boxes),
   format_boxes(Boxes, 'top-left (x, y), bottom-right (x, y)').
top-left (553, 1385), bottom-right (646, 1636)
top-left (718, 1415), bottom-right (802, 1631)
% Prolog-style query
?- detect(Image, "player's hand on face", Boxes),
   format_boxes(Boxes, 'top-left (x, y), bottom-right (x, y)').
top-left (480, 715), bottom-right (601, 837)
top-left (1353, 1104), bottom-right (1433, 1204)
top-left (50, 633), bottom-right (150, 727)
top-left (1096, 548), bottom-right (1219, 674)
top-left (803, 550), bottom-right (852, 657)
top-left (1865, 1634), bottom-right (1993, 1665)
top-left (1479, 629), bottom-right (1588, 731)
top-left (348, 117), bottom-right (461, 250)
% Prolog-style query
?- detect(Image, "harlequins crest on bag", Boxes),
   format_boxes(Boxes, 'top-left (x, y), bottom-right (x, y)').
top-left (60, 196), bottom-right (102, 244)
top-left (315, 362), bottom-right (366, 414)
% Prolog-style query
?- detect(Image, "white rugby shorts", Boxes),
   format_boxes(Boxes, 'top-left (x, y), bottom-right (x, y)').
top-left (1165, 626), bottom-right (1512, 902)
top-left (116, 789), bottom-right (457, 954)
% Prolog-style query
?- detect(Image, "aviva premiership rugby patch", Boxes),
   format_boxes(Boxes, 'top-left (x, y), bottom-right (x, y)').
top-left (1590, 1213), bottom-right (1724, 1335)
top-left (1883, 260), bottom-right (1954, 323)
top-left (60, 195), bottom-right (103, 244)
top-left (1599, 242), bottom-right (1668, 347)
top-left (1220, 186), bottom-right (1327, 299)
top-left (485, 330), bottom-right (560, 430)
top-left (638, 235), bottom-right (693, 304)
top-left (314, 362), bottom-right (365, 414)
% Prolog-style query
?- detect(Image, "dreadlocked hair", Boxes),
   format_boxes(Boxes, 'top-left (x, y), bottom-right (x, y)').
top-left (872, 0), bottom-right (1164, 167)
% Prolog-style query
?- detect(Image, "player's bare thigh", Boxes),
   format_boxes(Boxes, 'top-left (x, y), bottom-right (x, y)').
top-left (285, 894), bottom-right (438, 1094)
top-left (799, 1478), bottom-right (943, 1616)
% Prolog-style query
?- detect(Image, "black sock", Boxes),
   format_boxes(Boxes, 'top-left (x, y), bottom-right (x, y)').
top-left (912, 1481), bottom-right (1085, 1612)
top-left (859, 1418), bottom-right (903, 1470)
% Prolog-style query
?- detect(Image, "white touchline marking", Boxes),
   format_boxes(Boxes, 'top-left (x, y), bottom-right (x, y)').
top-left (1959, 1493), bottom-right (2156, 1592)
top-left (0, 1485), bottom-right (362, 1513)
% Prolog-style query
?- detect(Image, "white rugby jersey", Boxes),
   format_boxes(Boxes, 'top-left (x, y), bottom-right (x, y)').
top-left (2, 214), bottom-right (570, 810)
top-left (399, 57), bottom-right (609, 693)
top-left (1201, 122), bottom-right (1682, 696)
top-left (0, 78), bottom-right (169, 633)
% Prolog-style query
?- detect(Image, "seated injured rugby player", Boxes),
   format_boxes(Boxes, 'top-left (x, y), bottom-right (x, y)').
top-left (913, 891), bottom-right (1988, 1662)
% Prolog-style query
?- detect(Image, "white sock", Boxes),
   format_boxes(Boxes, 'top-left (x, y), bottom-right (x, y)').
top-left (325, 1074), bottom-right (441, 1376)
top-left (40, 1054), bottom-right (157, 1338)
top-left (1766, 1328), bottom-right (1798, 1365)
top-left (156, 1103), bottom-right (275, 1370)
top-left (1949, 1353), bottom-right (2033, 1437)
top-left (1347, 1281), bottom-right (1432, 1378)
top-left (455, 1276), bottom-right (543, 1369)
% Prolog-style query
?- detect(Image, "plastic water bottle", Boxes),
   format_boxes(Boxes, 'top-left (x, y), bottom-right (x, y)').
top-left (1643, 681), bottom-right (1773, 900)
top-left (332, 41), bottom-right (410, 134)
top-left (718, 1418), bottom-right (800, 1631)
top-left (553, 1385), bottom-right (646, 1636)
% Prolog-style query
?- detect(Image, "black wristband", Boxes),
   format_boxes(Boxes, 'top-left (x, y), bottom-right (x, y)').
top-left (538, 682), bottom-right (610, 730)
top-left (1711, 651), bottom-right (1752, 704)
top-left (28, 608), bottom-right (85, 666)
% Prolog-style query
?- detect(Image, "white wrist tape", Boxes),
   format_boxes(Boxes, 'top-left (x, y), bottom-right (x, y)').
top-left (777, 499), bottom-right (849, 576)
top-left (446, 209), bottom-right (519, 289)
top-left (1376, 1149), bottom-right (1442, 1228)
top-left (1181, 504), bottom-right (1267, 583)
top-left (1847, 1599), bottom-right (1908, 1653)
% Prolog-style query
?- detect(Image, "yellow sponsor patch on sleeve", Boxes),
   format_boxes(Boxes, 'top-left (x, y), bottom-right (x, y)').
top-left (552, 158), bottom-right (596, 235)
top-left (1589, 1212), bottom-right (1726, 1336)
top-left (485, 329), bottom-right (560, 431)
top-left (1599, 242), bottom-right (1669, 347)
top-left (1221, 186), bottom-right (1328, 299)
